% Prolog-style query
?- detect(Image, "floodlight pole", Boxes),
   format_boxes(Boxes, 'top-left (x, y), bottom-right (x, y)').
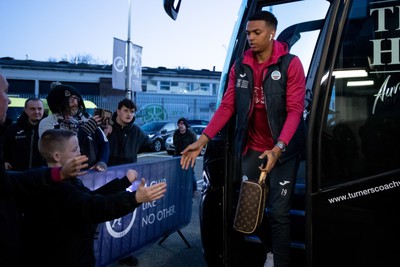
top-left (125, 0), bottom-right (133, 100)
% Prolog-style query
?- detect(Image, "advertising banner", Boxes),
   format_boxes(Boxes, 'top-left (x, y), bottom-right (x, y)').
top-left (79, 157), bottom-right (193, 267)
top-left (130, 43), bottom-right (142, 92)
top-left (112, 38), bottom-right (126, 90)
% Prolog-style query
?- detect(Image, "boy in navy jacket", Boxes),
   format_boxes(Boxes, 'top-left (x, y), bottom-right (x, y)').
top-left (21, 129), bottom-right (167, 267)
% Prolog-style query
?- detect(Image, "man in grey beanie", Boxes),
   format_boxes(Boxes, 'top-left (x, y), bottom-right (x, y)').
top-left (39, 82), bottom-right (109, 171)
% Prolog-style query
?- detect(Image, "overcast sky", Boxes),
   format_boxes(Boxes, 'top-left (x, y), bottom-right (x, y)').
top-left (0, 0), bottom-right (242, 71)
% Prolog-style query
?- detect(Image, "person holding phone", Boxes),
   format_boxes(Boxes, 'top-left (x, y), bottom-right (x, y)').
top-left (39, 82), bottom-right (110, 172)
top-left (94, 108), bottom-right (113, 136)
top-left (94, 108), bottom-right (112, 128)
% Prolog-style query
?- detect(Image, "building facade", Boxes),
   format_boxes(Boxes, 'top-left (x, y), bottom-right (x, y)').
top-left (0, 58), bottom-right (221, 124)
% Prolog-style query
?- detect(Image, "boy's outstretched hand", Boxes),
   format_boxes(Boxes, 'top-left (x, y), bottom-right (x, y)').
top-left (135, 178), bottom-right (167, 203)
top-left (126, 169), bottom-right (138, 183)
top-left (61, 155), bottom-right (89, 179)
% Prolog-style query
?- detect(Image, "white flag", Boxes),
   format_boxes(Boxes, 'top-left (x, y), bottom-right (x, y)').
top-left (112, 38), bottom-right (126, 90)
top-left (130, 43), bottom-right (142, 92)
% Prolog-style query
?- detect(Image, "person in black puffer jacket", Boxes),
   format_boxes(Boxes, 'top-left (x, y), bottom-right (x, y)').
top-left (4, 98), bottom-right (47, 171)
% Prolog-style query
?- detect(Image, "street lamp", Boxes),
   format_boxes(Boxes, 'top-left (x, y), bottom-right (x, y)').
top-left (126, 0), bottom-right (133, 100)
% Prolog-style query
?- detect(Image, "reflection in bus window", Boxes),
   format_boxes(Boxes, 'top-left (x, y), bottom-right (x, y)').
top-left (321, 0), bottom-right (400, 187)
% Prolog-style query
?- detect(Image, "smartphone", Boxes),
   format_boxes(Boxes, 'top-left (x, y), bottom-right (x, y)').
top-left (94, 108), bottom-right (112, 127)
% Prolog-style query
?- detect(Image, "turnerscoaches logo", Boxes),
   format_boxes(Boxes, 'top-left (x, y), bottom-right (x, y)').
top-left (105, 187), bottom-right (137, 238)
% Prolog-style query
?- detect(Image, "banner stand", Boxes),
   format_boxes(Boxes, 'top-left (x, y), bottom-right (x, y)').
top-left (158, 229), bottom-right (192, 248)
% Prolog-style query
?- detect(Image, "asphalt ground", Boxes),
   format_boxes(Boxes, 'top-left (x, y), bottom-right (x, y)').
top-left (107, 151), bottom-right (207, 267)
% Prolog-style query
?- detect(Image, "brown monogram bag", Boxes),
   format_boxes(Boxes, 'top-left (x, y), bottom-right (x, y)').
top-left (233, 171), bottom-right (268, 234)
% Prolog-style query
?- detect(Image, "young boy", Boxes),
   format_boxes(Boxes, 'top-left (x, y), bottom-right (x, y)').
top-left (0, 73), bottom-right (89, 267)
top-left (20, 129), bottom-right (167, 267)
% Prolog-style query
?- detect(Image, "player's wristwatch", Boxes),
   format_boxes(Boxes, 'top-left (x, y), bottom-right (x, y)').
top-left (275, 141), bottom-right (287, 153)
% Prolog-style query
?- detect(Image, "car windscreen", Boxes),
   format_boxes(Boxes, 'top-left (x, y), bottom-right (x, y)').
top-left (141, 122), bottom-right (165, 132)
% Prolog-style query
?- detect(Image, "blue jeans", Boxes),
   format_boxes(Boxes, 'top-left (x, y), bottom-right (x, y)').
top-left (242, 149), bottom-right (299, 267)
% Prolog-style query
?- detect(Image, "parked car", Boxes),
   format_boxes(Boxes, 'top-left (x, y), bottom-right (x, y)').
top-left (140, 121), bottom-right (177, 152)
top-left (165, 124), bottom-right (207, 156)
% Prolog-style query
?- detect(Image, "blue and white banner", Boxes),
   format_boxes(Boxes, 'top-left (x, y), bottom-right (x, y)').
top-left (112, 37), bottom-right (126, 90)
top-left (80, 157), bottom-right (193, 267)
top-left (130, 43), bottom-right (142, 92)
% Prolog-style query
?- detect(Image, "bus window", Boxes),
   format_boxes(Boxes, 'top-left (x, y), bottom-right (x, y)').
top-left (320, 0), bottom-right (400, 187)
top-left (261, 0), bottom-right (330, 74)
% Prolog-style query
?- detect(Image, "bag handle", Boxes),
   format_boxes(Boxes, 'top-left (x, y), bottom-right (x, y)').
top-left (258, 158), bottom-right (268, 185)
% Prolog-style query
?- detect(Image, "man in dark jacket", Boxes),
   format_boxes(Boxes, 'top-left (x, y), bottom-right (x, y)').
top-left (173, 117), bottom-right (197, 157)
top-left (4, 98), bottom-right (46, 171)
top-left (173, 117), bottom-right (197, 193)
top-left (107, 98), bottom-right (151, 166)
top-left (106, 98), bottom-right (151, 266)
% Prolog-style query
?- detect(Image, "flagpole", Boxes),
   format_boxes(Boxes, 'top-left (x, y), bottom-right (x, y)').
top-left (126, 0), bottom-right (132, 100)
